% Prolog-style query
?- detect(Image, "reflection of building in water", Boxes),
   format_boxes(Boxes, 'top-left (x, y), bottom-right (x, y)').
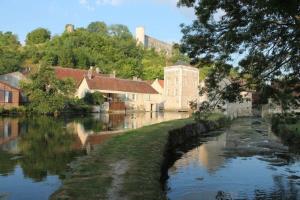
top-left (94, 112), bottom-right (189, 131)
top-left (172, 133), bottom-right (227, 173)
top-left (197, 133), bottom-right (227, 172)
top-left (69, 112), bottom-right (189, 153)
top-left (0, 118), bottom-right (21, 153)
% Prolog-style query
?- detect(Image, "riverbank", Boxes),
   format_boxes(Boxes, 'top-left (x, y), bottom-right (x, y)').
top-left (271, 114), bottom-right (300, 146)
top-left (51, 114), bottom-right (228, 200)
top-left (166, 117), bottom-right (300, 200)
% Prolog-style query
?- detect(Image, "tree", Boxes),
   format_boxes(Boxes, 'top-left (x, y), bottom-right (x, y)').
top-left (109, 24), bottom-right (132, 39)
top-left (0, 32), bottom-right (22, 74)
top-left (87, 21), bottom-right (108, 35)
top-left (167, 44), bottom-right (190, 65)
top-left (26, 28), bottom-right (51, 45)
top-left (142, 49), bottom-right (165, 80)
top-left (179, 0), bottom-right (300, 110)
top-left (21, 65), bottom-right (76, 114)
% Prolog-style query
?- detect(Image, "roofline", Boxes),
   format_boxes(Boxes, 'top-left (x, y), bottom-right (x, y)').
top-left (89, 88), bottom-right (158, 95)
top-left (164, 65), bottom-right (198, 71)
top-left (83, 76), bottom-right (159, 94)
top-left (0, 81), bottom-right (21, 91)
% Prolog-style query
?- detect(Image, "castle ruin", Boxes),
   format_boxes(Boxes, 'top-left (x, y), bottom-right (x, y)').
top-left (136, 27), bottom-right (173, 56)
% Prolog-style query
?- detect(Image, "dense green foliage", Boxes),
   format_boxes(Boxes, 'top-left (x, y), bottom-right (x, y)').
top-left (20, 65), bottom-right (76, 114)
top-left (26, 28), bottom-right (51, 45)
top-left (0, 32), bottom-right (22, 74)
top-left (0, 21), bottom-right (188, 80)
top-left (1, 21), bottom-right (188, 80)
top-left (179, 0), bottom-right (300, 111)
top-left (271, 114), bottom-right (300, 146)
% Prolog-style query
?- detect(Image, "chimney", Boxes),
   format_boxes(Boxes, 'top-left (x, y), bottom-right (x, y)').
top-left (87, 66), bottom-right (93, 79)
top-left (95, 67), bottom-right (100, 74)
top-left (110, 70), bottom-right (116, 78)
top-left (133, 76), bottom-right (138, 81)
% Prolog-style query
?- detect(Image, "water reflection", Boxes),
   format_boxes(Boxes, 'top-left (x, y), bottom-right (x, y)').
top-left (167, 118), bottom-right (300, 200)
top-left (69, 112), bottom-right (189, 153)
top-left (0, 112), bottom-right (188, 200)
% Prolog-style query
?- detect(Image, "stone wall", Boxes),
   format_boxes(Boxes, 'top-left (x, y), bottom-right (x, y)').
top-left (135, 27), bottom-right (173, 56)
top-left (145, 35), bottom-right (173, 56)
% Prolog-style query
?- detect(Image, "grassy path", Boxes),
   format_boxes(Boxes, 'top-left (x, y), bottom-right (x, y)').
top-left (51, 118), bottom-right (193, 200)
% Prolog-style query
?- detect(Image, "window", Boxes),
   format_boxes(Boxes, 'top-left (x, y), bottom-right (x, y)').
top-left (144, 94), bottom-right (150, 101)
top-left (132, 94), bottom-right (136, 100)
top-left (5, 91), bottom-right (12, 103)
top-left (0, 89), bottom-right (12, 103)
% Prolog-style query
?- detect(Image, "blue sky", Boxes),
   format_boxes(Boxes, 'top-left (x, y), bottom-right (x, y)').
top-left (0, 0), bottom-right (195, 44)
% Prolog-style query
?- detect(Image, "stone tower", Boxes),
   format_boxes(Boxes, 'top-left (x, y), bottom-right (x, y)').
top-left (65, 24), bottom-right (75, 33)
top-left (136, 26), bottom-right (145, 45)
top-left (163, 64), bottom-right (199, 111)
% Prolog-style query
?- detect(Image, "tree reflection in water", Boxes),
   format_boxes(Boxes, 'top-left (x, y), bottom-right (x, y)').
top-left (0, 116), bottom-right (84, 181)
top-left (0, 150), bottom-right (17, 176)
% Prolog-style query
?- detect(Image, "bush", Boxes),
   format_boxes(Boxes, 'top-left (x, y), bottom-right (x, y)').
top-left (0, 106), bottom-right (26, 115)
top-left (83, 92), bottom-right (104, 105)
top-left (64, 99), bottom-right (92, 113)
top-left (271, 114), bottom-right (300, 146)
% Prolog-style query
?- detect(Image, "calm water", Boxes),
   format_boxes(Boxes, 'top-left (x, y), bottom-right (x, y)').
top-left (167, 118), bottom-right (300, 200)
top-left (0, 112), bottom-right (188, 200)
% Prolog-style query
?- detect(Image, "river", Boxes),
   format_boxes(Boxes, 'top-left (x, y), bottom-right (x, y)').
top-left (0, 112), bottom-right (188, 200)
top-left (167, 117), bottom-right (300, 200)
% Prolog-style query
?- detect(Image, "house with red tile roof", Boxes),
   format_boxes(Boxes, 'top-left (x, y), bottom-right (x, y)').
top-left (54, 67), bottom-right (162, 112)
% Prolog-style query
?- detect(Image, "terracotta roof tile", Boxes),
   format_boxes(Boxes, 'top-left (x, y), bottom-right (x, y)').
top-left (86, 76), bottom-right (158, 94)
top-left (54, 67), bottom-right (109, 86)
top-left (54, 67), bottom-right (87, 86)
top-left (54, 67), bottom-right (158, 94)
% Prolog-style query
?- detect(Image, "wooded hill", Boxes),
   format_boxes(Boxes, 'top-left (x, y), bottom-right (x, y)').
top-left (0, 21), bottom-right (189, 80)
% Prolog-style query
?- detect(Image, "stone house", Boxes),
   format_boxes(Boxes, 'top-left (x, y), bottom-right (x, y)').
top-left (55, 67), bottom-right (161, 112)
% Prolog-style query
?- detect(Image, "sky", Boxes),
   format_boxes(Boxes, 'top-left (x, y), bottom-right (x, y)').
top-left (0, 0), bottom-right (195, 44)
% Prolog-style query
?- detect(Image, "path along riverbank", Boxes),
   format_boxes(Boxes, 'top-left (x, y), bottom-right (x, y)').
top-left (51, 114), bottom-right (228, 200)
